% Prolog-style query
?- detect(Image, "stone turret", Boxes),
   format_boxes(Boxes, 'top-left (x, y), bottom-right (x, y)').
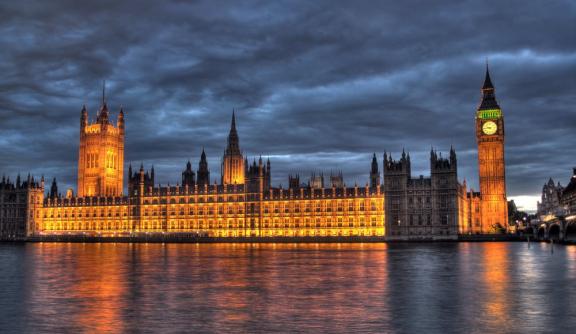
top-left (197, 148), bottom-right (210, 186)
top-left (370, 153), bottom-right (380, 188)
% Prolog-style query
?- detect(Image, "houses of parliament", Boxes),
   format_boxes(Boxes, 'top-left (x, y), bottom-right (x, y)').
top-left (0, 69), bottom-right (508, 240)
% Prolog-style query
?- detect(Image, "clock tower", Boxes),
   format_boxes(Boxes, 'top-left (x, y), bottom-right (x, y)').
top-left (476, 66), bottom-right (508, 232)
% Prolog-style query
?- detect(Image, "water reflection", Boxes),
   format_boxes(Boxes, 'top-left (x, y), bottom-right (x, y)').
top-left (0, 243), bottom-right (573, 332)
top-left (25, 243), bottom-right (129, 332)
top-left (480, 243), bottom-right (512, 332)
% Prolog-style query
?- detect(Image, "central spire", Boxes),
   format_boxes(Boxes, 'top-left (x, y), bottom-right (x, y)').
top-left (97, 80), bottom-right (109, 123)
top-left (221, 110), bottom-right (245, 185)
top-left (226, 110), bottom-right (241, 155)
top-left (101, 80), bottom-right (108, 111)
top-left (102, 80), bottom-right (106, 105)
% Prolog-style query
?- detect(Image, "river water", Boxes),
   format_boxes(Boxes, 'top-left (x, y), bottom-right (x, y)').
top-left (0, 242), bottom-right (574, 333)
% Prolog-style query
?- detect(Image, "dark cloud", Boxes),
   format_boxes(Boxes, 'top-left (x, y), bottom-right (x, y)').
top-left (1, 0), bottom-right (575, 210)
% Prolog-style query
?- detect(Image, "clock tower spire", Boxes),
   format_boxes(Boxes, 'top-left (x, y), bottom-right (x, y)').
top-left (475, 65), bottom-right (508, 232)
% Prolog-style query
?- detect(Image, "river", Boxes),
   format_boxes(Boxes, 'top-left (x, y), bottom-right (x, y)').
top-left (0, 242), bottom-right (574, 333)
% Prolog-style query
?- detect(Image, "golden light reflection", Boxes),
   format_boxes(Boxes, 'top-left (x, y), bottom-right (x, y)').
top-left (480, 243), bottom-right (511, 329)
top-left (29, 243), bottom-right (127, 332)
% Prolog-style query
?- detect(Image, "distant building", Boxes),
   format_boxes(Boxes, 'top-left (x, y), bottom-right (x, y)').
top-left (533, 168), bottom-right (576, 225)
top-left (309, 173), bottom-right (324, 189)
top-left (561, 168), bottom-right (576, 216)
top-left (329, 172), bottom-right (344, 188)
top-left (537, 178), bottom-right (564, 217)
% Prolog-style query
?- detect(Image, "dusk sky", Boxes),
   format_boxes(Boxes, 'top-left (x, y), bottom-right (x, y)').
top-left (1, 0), bottom-right (574, 211)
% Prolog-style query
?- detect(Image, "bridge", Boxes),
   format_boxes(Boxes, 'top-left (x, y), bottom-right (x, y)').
top-left (527, 214), bottom-right (576, 243)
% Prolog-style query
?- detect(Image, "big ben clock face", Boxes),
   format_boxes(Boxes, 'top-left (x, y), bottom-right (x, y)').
top-left (482, 121), bottom-right (498, 135)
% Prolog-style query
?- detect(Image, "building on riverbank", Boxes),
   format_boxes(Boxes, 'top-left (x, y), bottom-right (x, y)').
top-left (382, 148), bottom-right (468, 239)
top-left (0, 69), bottom-right (510, 240)
top-left (561, 169), bottom-right (576, 217)
top-left (537, 178), bottom-right (565, 219)
top-left (0, 175), bottom-right (44, 239)
top-left (536, 168), bottom-right (576, 221)
top-left (35, 106), bottom-right (388, 238)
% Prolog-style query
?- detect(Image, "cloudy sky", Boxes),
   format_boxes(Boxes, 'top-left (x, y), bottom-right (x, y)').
top-left (1, 0), bottom-right (574, 211)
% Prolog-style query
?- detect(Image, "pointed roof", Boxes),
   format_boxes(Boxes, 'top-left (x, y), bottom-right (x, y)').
top-left (225, 110), bottom-right (241, 155)
top-left (101, 80), bottom-right (108, 111)
top-left (563, 168), bottom-right (576, 195)
top-left (198, 148), bottom-right (209, 171)
top-left (478, 64), bottom-right (500, 110)
top-left (482, 64), bottom-right (494, 90)
top-left (97, 80), bottom-right (110, 123)
top-left (371, 153), bottom-right (378, 173)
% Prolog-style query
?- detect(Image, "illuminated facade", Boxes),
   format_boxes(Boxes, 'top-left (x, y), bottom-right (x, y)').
top-left (0, 69), bottom-right (512, 240)
top-left (39, 180), bottom-right (384, 238)
top-left (77, 87), bottom-right (125, 197)
top-left (475, 67), bottom-right (508, 232)
top-left (35, 107), bottom-right (385, 238)
top-left (221, 112), bottom-right (245, 185)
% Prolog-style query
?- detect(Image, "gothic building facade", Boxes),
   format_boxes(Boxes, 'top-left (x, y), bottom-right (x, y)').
top-left (562, 169), bottom-right (576, 216)
top-left (537, 178), bottom-right (565, 218)
top-left (0, 69), bottom-right (510, 240)
top-left (0, 175), bottom-right (44, 239)
top-left (536, 168), bottom-right (576, 221)
top-left (29, 108), bottom-right (386, 238)
top-left (383, 149), bottom-right (467, 239)
top-left (475, 67), bottom-right (508, 231)
top-left (77, 87), bottom-right (125, 197)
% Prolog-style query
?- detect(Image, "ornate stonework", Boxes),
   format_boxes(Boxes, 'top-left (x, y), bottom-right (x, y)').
top-left (475, 67), bottom-right (508, 232)
top-left (77, 88), bottom-right (124, 197)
